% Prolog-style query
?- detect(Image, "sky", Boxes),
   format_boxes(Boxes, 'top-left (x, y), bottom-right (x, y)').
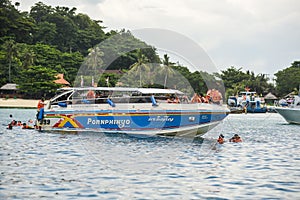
top-left (16, 0), bottom-right (300, 77)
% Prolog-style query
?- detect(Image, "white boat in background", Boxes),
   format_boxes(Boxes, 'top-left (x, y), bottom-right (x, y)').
top-left (227, 90), bottom-right (267, 113)
top-left (275, 95), bottom-right (300, 124)
top-left (36, 87), bottom-right (229, 137)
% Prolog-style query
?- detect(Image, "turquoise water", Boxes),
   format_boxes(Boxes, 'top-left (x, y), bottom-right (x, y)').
top-left (1, 109), bottom-right (300, 199)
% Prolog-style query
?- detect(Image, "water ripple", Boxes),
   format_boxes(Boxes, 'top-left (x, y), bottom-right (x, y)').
top-left (1, 110), bottom-right (300, 199)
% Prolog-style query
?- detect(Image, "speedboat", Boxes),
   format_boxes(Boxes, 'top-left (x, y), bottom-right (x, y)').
top-left (36, 87), bottom-right (229, 137)
top-left (275, 95), bottom-right (300, 124)
top-left (227, 91), bottom-right (267, 113)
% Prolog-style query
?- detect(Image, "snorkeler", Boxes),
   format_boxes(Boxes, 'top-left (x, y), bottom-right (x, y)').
top-left (229, 134), bottom-right (242, 143)
top-left (217, 134), bottom-right (225, 144)
top-left (21, 123), bottom-right (34, 129)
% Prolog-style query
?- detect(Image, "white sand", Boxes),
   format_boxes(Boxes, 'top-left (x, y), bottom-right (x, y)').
top-left (0, 98), bottom-right (39, 108)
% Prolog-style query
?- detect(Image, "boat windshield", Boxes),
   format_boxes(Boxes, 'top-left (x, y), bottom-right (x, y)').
top-left (50, 89), bottom-right (73, 105)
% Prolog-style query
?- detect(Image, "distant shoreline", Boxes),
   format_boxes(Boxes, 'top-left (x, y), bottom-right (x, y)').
top-left (0, 98), bottom-right (38, 109)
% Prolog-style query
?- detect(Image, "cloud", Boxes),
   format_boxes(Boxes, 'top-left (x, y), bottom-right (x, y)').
top-left (16, 0), bottom-right (300, 75)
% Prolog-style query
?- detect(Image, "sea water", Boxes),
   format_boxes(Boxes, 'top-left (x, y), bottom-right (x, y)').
top-left (0, 108), bottom-right (300, 199)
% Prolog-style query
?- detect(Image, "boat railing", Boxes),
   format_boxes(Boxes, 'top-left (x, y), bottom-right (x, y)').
top-left (49, 94), bottom-right (195, 108)
top-left (50, 96), bottom-right (155, 106)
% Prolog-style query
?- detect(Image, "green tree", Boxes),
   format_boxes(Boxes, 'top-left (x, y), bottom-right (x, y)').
top-left (33, 21), bottom-right (57, 44)
top-left (86, 46), bottom-right (104, 72)
top-left (161, 54), bottom-right (175, 88)
top-left (3, 39), bottom-right (18, 82)
top-left (19, 46), bottom-right (35, 68)
top-left (59, 51), bottom-right (84, 84)
top-left (216, 66), bottom-right (248, 93)
top-left (275, 61), bottom-right (300, 96)
top-left (30, 1), bottom-right (53, 23)
top-left (0, 0), bottom-right (35, 43)
top-left (17, 65), bottom-right (59, 98)
top-left (100, 30), bottom-right (160, 70)
top-left (215, 66), bottom-right (273, 99)
top-left (77, 46), bottom-right (104, 86)
top-left (129, 49), bottom-right (150, 87)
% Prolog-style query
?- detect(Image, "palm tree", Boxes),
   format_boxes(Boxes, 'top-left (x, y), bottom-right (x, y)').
top-left (4, 40), bottom-right (18, 83)
top-left (87, 46), bottom-right (104, 72)
top-left (86, 46), bottom-right (104, 86)
top-left (23, 48), bottom-right (35, 68)
top-left (161, 54), bottom-right (175, 88)
top-left (129, 49), bottom-right (150, 87)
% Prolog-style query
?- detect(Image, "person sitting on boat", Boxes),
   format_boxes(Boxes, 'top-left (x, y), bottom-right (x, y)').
top-left (167, 96), bottom-right (180, 103)
top-left (86, 90), bottom-right (95, 99)
top-left (173, 96), bottom-right (180, 104)
top-left (229, 134), bottom-right (242, 143)
top-left (199, 93), bottom-right (208, 103)
top-left (211, 89), bottom-right (223, 105)
top-left (206, 89), bottom-right (212, 103)
top-left (167, 96), bottom-right (174, 103)
top-left (191, 93), bottom-right (201, 103)
top-left (217, 134), bottom-right (225, 144)
top-left (181, 95), bottom-right (190, 103)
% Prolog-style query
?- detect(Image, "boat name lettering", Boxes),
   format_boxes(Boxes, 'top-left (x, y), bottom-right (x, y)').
top-left (148, 116), bottom-right (174, 122)
top-left (201, 115), bottom-right (208, 120)
top-left (87, 118), bottom-right (131, 128)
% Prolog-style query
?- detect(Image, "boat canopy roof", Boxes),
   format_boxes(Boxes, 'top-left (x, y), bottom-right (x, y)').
top-left (58, 87), bottom-right (184, 95)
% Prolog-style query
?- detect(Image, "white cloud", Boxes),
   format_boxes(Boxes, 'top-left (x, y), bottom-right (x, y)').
top-left (16, 0), bottom-right (300, 75)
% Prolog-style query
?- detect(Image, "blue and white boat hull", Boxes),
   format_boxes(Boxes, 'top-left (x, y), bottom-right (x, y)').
top-left (38, 103), bottom-right (229, 137)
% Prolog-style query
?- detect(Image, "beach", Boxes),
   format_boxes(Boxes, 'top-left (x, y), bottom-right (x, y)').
top-left (0, 98), bottom-right (38, 109)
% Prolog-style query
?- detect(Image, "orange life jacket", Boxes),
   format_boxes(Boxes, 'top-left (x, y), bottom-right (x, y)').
top-left (230, 137), bottom-right (242, 143)
top-left (235, 138), bottom-right (242, 142)
top-left (37, 100), bottom-right (44, 110)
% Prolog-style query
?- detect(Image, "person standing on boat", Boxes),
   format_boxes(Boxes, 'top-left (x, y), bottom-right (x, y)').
top-left (37, 98), bottom-right (45, 110)
top-left (36, 98), bottom-right (46, 119)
